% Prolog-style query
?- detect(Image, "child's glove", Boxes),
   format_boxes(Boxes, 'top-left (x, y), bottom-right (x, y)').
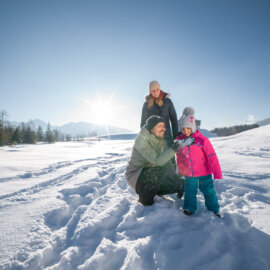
top-left (172, 137), bottom-right (195, 152)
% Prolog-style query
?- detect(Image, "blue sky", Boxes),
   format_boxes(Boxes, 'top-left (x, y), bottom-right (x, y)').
top-left (0, 0), bottom-right (269, 131)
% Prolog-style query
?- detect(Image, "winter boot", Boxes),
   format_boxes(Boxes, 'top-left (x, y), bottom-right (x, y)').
top-left (183, 209), bottom-right (193, 216)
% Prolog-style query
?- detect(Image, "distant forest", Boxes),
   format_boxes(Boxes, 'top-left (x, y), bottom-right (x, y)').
top-left (0, 109), bottom-right (261, 146)
top-left (0, 110), bottom-right (84, 146)
top-left (211, 124), bottom-right (259, 137)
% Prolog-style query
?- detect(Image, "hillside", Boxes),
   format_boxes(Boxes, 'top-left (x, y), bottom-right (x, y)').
top-left (257, 118), bottom-right (270, 127)
top-left (0, 125), bottom-right (270, 269)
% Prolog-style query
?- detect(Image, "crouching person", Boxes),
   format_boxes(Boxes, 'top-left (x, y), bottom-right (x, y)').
top-left (126, 115), bottom-right (187, 206)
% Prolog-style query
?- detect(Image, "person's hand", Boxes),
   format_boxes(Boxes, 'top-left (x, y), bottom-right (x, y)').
top-left (172, 137), bottom-right (195, 152)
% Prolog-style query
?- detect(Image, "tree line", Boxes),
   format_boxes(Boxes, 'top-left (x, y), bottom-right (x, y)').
top-left (211, 123), bottom-right (259, 137)
top-left (0, 110), bottom-right (72, 146)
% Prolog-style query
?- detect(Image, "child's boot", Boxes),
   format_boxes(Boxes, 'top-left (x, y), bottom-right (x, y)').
top-left (183, 209), bottom-right (193, 216)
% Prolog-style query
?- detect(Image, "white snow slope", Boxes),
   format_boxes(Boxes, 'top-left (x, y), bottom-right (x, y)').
top-left (0, 126), bottom-right (270, 270)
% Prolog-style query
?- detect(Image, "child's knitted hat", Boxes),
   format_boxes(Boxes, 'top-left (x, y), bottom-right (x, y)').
top-left (179, 107), bottom-right (196, 133)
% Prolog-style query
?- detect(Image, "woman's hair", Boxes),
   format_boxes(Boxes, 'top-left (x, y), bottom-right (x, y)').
top-left (148, 95), bottom-right (163, 108)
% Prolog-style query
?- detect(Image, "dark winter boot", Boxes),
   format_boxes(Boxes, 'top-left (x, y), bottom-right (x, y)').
top-left (183, 209), bottom-right (193, 216)
top-left (214, 212), bottom-right (221, 218)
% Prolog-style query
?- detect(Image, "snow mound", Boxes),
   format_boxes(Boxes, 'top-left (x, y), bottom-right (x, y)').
top-left (0, 126), bottom-right (270, 269)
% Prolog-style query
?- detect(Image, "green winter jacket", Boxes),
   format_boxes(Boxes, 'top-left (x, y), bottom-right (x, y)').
top-left (126, 127), bottom-right (176, 190)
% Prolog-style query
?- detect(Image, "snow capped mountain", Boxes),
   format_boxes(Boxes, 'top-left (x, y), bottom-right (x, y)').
top-left (0, 125), bottom-right (270, 269)
top-left (58, 121), bottom-right (132, 137)
top-left (10, 119), bottom-right (133, 136)
top-left (31, 119), bottom-right (49, 130)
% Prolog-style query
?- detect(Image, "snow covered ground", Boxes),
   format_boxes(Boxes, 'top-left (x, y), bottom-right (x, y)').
top-left (0, 125), bottom-right (270, 270)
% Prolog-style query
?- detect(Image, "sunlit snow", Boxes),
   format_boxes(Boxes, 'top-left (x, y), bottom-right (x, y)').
top-left (0, 126), bottom-right (270, 270)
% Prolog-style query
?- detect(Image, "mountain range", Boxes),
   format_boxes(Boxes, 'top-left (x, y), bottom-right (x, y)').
top-left (10, 119), bottom-right (133, 137)
top-left (9, 117), bottom-right (270, 138)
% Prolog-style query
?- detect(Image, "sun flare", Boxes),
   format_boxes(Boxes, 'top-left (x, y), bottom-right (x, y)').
top-left (82, 93), bottom-right (129, 130)
top-left (91, 102), bottom-right (114, 126)
top-left (83, 94), bottom-right (121, 127)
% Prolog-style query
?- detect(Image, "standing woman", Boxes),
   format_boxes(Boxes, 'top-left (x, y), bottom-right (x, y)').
top-left (141, 80), bottom-right (179, 145)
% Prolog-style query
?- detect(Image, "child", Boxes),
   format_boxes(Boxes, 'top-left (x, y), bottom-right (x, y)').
top-left (176, 107), bottom-right (223, 217)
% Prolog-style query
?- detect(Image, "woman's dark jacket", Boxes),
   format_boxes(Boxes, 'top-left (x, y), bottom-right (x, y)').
top-left (140, 92), bottom-right (179, 142)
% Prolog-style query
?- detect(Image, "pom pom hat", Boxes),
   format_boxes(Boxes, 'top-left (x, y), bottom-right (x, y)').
top-left (179, 107), bottom-right (197, 133)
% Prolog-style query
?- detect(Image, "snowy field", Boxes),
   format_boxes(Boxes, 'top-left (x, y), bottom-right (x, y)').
top-left (1, 126), bottom-right (270, 270)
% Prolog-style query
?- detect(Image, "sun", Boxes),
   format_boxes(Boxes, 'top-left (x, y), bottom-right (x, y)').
top-left (82, 93), bottom-right (128, 128)
top-left (91, 102), bottom-right (114, 126)
top-left (84, 93), bottom-right (120, 126)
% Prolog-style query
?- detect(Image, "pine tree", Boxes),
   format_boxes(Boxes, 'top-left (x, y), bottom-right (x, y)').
top-left (53, 129), bottom-right (60, 142)
top-left (20, 123), bottom-right (26, 143)
top-left (24, 125), bottom-right (37, 144)
top-left (37, 125), bottom-right (44, 142)
top-left (0, 121), bottom-right (2, 146)
top-left (12, 127), bottom-right (21, 144)
top-left (211, 124), bottom-right (259, 137)
top-left (0, 110), bottom-right (8, 146)
top-left (59, 132), bottom-right (65, 142)
top-left (65, 134), bottom-right (71, 141)
top-left (3, 123), bottom-right (13, 145)
top-left (45, 123), bottom-right (55, 143)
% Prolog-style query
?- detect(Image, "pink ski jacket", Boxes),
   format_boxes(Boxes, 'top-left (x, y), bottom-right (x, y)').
top-left (176, 130), bottom-right (223, 179)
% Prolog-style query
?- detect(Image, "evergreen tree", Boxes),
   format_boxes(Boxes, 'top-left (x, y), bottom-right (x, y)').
top-left (211, 124), bottom-right (259, 137)
top-left (0, 121), bottom-right (2, 146)
top-left (66, 134), bottom-right (72, 141)
top-left (12, 127), bottom-right (21, 144)
top-left (59, 132), bottom-right (65, 142)
top-left (24, 125), bottom-right (37, 144)
top-left (3, 123), bottom-right (13, 145)
top-left (37, 125), bottom-right (44, 142)
top-left (53, 129), bottom-right (60, 142)
top-left (0, 110), bottom-right (8, 146)
top-left (20, 123), bottom-right (26, 143)
top-left (45, 123), bottom-right (55, 143)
